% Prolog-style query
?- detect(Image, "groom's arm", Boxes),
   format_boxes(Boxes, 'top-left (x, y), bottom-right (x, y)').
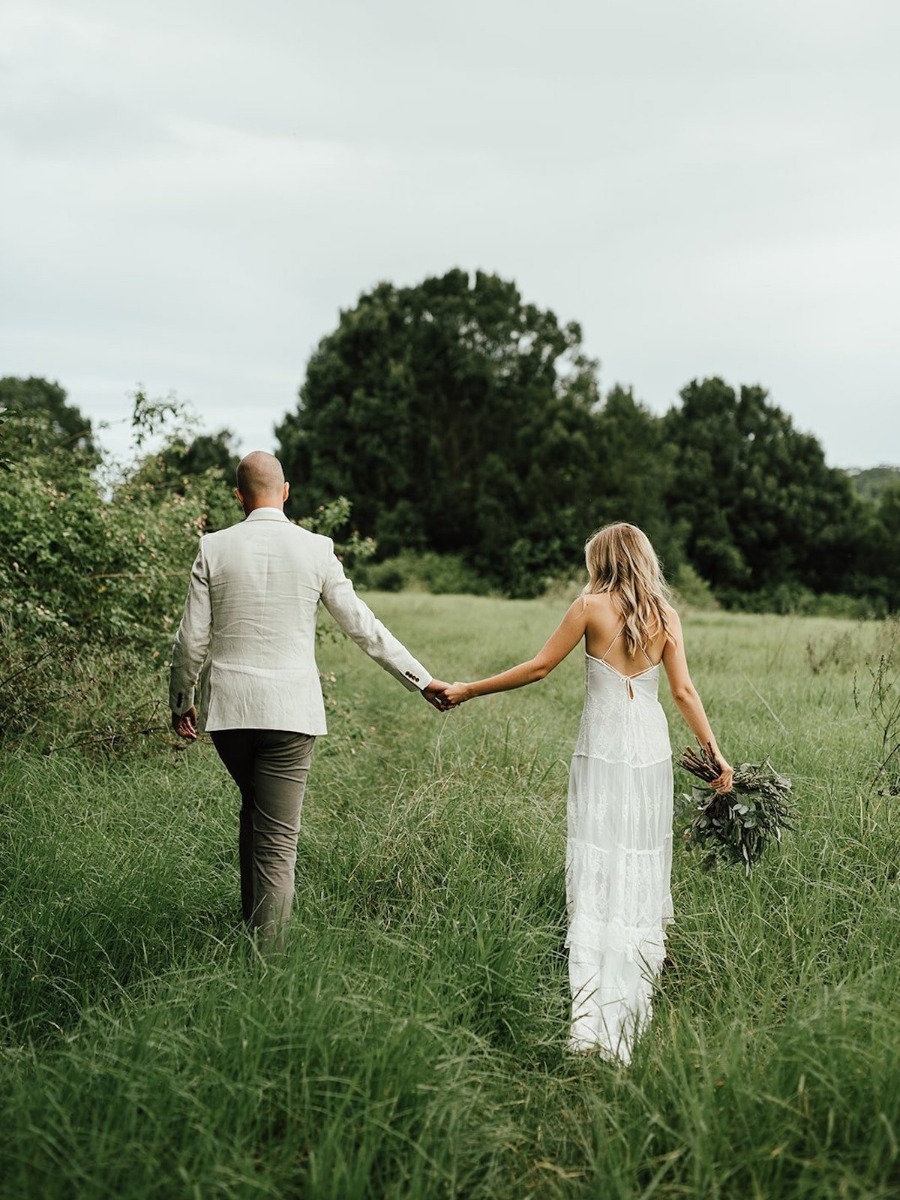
top-left (319, 545), bottom-right (444, 700)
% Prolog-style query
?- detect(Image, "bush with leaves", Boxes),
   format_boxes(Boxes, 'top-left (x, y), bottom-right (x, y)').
top-left (0, 424), bottom-right (217, 645)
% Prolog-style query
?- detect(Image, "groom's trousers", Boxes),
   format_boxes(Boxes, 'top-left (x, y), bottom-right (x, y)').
top-left (210, 729), bottom-right (316, 946)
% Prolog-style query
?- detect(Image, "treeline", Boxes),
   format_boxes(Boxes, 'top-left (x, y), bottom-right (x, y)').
top-left (2, 268), bottom-right (899, 640)
top-left (275, 270), bottom-right (899, 611)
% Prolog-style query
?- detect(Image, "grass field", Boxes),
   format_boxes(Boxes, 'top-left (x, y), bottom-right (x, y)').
top-left (2, 595), bottom-right (899, 1198)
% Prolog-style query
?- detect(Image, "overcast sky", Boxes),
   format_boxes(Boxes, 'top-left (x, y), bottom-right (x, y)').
top-left (1, 0), bottom-right (898, 468)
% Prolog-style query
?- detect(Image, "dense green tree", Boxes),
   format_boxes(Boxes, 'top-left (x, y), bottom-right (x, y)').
top-left (664, 378), bottom-right (865, 595)
top-left (277, 269), bottom-right (605, 593)
top-left (274, 269), bottom-right (894, 605)
top-left (591, 385), bottom-right (681, 573)
top-left (0, 376), bottom-right (99, 467)
top-left (862, 482), bottom-right (900, 605)
top-left (159, 429), bottom-right (240, 481)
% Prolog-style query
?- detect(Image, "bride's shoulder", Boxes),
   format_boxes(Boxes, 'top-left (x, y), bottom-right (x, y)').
top-left (579, 592), bottom-right (618, 620)
top-left (662, 602), bottom-right (683, 638)
top-left (578, 591), bottom-right (621, 632)
top-left (580, 590), bottom-right (616, 610)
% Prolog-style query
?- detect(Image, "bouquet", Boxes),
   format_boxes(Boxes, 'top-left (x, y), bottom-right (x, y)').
top-left (678, 745), bottom-right (794, 875)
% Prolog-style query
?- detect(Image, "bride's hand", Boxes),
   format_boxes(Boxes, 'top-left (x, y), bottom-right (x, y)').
top-left (710, 759), bottom-right (734, 794)
top-left (442, 682), bottom-right (472, 706)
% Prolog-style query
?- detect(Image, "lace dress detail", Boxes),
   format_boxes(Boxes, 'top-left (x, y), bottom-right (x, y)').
top-left (566, 646), bottom-right (673, 1063)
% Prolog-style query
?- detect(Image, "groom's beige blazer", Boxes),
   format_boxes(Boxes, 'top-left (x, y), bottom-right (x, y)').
top-left (169, 509), bottom-right (430, 734)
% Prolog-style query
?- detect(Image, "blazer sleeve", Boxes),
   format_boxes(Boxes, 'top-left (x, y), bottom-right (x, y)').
top-left (168, 541), bottom-right (213, 714)
top-left (320, 545), bottom-right (432, 692)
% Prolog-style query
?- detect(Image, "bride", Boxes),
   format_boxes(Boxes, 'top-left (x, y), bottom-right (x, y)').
top-left (442, 523), bottom-right (732, 1063)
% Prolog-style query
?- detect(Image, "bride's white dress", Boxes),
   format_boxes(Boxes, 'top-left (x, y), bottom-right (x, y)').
top-left (565, 633), bottom-right (674, 1063)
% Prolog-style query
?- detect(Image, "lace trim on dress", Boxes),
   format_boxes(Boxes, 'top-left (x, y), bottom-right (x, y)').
top-left (570, 748), bottom-right (673, 767)
top-left (565, 910), bottom-right (672, 963)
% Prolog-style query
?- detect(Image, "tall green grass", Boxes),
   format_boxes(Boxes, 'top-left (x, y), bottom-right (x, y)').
top-left (1, 597), bottom-right (898, 1197)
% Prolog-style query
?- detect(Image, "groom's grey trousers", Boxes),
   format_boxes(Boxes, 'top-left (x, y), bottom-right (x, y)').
top-left (211, 729), bottom-right (316, 944)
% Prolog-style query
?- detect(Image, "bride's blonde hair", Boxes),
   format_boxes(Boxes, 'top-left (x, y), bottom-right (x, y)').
top-left (583, 523), bottom-right (672, 657)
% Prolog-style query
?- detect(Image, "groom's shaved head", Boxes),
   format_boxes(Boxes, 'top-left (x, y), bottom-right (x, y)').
top-left (236, 451), bottom-right (285, 502)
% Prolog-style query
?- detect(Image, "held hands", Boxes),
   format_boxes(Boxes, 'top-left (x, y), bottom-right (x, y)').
top-left (421, 681), bottom-right (472, 711)
top-left (440, 682), bottom-right (471, 706)
top-left (422, 680), bottom-right (455, 711)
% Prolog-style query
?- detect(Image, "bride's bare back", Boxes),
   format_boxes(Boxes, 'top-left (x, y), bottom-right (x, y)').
top-left (442, 521), bottom-right (730, 792)
top-left (582, 592), bottom-right (670, 674)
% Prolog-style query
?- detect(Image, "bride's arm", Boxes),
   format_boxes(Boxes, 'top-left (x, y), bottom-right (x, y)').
top-left (662, 608), bottom-right (733, 790)
top-left (443, 599), bottom-right (586, 705)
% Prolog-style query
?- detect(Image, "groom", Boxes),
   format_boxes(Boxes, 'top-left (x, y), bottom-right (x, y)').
top-left (169, 451), bottom-right (450, 945)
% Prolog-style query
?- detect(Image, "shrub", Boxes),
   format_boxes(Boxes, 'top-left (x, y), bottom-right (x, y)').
top-left (0, 449), bottom-right (216, 645)
top-left (356, 551), bottom-right (493, 595)
top-left (717, 582), bottom-right (885, 619)
top-left (671, 563), bottom-right (720, 612)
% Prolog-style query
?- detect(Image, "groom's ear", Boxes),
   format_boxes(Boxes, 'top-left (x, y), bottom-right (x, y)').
top-left (283, 481), bottom-right (290, 502)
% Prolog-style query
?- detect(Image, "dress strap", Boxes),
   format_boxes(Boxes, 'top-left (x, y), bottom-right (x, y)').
top-left (598, 624), bottom-right (625, 663)
top-left (601, 623), bottom-right (661, 669)
top-left (640, 642), bottom-right (657, 668)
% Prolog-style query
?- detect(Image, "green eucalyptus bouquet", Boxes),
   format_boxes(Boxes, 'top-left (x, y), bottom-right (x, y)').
top-left (678, 745), bottom-right (794, 875)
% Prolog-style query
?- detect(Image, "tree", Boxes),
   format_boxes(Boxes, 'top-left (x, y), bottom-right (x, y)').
top-left (123, 393), bottom-right (241, 532)
top-left (591, 385), bottom-right (681, 574)
top-left (128, 427), bottom-right (241, 531)
top-left (158, 429), bottom-right (240, 481)
top-left (876, 484), bottom-right (900, 598)
top-left (276, 269), bottom-right (604, 593)
top-left (664, 378), bottom-right (865, 595)
top-left (0, 376), bottom-right (99, 467)
top-left (856, 482), bottom-right (900, 608)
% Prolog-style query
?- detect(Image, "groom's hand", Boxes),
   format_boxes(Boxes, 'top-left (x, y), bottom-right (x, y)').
top-left (172, 706), bottom-right (198, 740)
top-left (422, 679), bottom-right (454, 711)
